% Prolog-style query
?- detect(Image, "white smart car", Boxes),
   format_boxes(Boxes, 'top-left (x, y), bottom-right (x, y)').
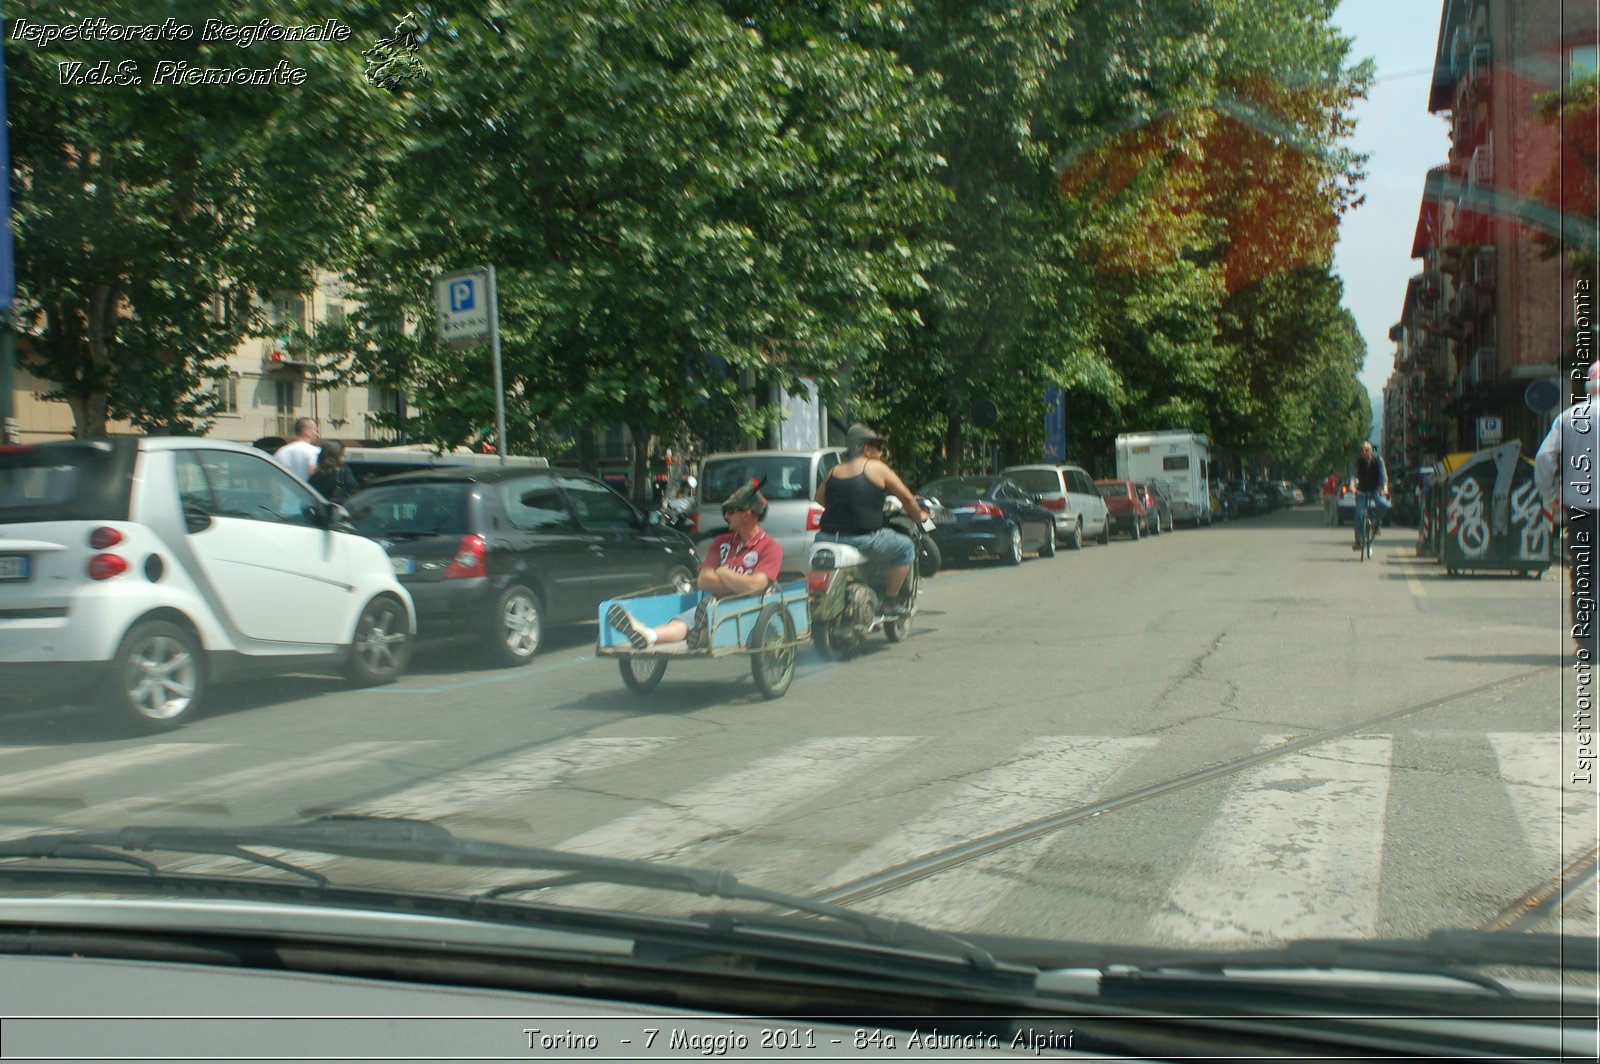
top-left (0, 437), bottom-right (415, 732)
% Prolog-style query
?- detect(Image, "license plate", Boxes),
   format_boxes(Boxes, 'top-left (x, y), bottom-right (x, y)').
top-left (391, 557), bottom-right (415, 576)
top-left (0, 555), bottom-right (30, 581)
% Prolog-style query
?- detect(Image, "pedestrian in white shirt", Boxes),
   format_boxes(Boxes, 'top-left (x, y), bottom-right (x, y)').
top-left (1534, 362), bottom-right (1599, 657)
top-left (274, 418), bottom-right (321, 481)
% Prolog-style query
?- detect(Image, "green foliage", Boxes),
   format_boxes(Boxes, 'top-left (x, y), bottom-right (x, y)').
top-left (8, 0), bottom-right (401, 437)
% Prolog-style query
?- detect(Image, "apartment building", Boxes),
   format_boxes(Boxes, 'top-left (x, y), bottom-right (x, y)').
top-left (1389, 0), bottom-right (1597, 470)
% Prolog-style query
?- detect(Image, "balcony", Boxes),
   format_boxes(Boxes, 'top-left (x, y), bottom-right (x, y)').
top-left (1455, 346), bottom-right (1498, 397)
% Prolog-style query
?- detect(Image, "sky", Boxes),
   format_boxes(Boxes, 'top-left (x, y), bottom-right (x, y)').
top-left (1329, 0), bottom-right (1453, 423)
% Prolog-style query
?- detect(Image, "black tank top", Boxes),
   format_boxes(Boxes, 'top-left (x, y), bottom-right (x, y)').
top-left (819, 468), bottom-right (885, 534)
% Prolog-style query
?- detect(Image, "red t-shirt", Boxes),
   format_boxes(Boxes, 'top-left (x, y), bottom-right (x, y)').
top-left (701, 528), bottom-right (782, 587)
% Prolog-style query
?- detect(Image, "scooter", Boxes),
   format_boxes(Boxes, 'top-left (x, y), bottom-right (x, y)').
top-left (806, 499), bottom-right (937, 659)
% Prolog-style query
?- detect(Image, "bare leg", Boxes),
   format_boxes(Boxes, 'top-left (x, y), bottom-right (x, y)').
top-left (885, 563), bottom-right (910, 599)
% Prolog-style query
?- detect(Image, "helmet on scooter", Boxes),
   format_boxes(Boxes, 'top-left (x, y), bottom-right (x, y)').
top-left (722, 477), bottom-right (768, 520)
top-left (846, 423), bottom-right (887, 458)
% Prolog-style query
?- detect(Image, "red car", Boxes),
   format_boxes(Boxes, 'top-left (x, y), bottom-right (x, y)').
top-left (1095, 479), bottom-right (1152, 541)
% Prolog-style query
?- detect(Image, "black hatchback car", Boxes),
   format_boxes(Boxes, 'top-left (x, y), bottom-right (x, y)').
top-left (344, 468), bottom-right (698, 666)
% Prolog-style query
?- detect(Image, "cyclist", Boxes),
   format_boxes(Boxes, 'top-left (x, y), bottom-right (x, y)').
top-left (1350, 440), bottom-right (1389, 552)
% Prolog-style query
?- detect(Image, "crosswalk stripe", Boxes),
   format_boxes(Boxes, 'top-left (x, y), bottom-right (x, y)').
top-left (341, 736), bottom-right (684, 822)
top-left (506, 737), bottom-right (923, 904)
top-left (1489, 733), bottom-right (1600, 872)
top-left (828, 737), bottom-right (1159, 927)
top-left (164, 737), bottom-right (686, 877)
top-left (1149, 736), bottom-right (1393, 945)
top-left (55, 742), bottom-right (439, 826)
top-left (0, 744), bottom-right (215, 798)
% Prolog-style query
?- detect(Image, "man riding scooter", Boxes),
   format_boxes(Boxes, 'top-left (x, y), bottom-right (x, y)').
top-left (814, 424), bottom-right (929, 617)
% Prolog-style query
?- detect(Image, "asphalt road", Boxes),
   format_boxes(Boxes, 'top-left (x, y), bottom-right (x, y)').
top-left (1, 504), bottom-right (1592, 969)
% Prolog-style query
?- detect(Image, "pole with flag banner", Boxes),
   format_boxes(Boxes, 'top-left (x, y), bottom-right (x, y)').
top-left (1043, 386), bottom-right (1066, 462)
top-left (0, 19), bottom-right (16, 443)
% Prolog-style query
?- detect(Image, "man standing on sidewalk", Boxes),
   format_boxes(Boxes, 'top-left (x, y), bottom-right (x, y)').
top-left (1535, 362), bottom-right (1599, 658)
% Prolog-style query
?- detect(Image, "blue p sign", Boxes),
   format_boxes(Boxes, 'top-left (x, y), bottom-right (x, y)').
top-left (449, 279), bottom-right (475, 312)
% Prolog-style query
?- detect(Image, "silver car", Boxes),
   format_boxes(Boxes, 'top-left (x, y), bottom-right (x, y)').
top-left (693, 448), bottom-right (844, 575)
top-left (1001, 464), bottom-right (1111, 548)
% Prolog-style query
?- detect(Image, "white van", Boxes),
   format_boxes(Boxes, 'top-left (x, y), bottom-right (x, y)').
top-left (1113, 431), bottom-right (1212, 526)
top-left (1002, 464), bottom-right (1111, 548)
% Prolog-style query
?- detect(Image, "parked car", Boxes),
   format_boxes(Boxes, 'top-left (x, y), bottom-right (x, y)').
top-left (1001, 464), bottom-right (1111, 548)
top-left (345, 467), bottom-right (697, 667)
top-left (916, 475), bottom-right (1055, 565)
top-left (1141, 480), bottom-right (1175, 533)
top-left (1271, 480), bottom-right (1301, 508)
top-left (1095, 479), bottom-right (1152, 539)
top-left (693, 448), bottom-right (843, 575)
top-left (0, 438), bottom-right (415, 732)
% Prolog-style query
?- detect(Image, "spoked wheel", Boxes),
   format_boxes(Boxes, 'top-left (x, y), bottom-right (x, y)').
top-left (619, 655), bottom-right (668, 693)
top-left (1065, 521), bottom-right (1083, 551)
top-left (485, 584), bottom-right (542, 666)
top-left (816, 618), bottom-right (860, 660)
top-left (1039, 529), bottom-right (1056, 558)
top-left (885, 569), bottom-right (916, 644)
top-left (348, 594), bottom-right (413, 685)
top-left (1004, 523), bottom-right (1023, 565)
top-left (749, 605), bottom-right (796, 699)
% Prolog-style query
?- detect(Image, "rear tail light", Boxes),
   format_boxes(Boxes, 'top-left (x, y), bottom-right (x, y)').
top-left (1040, 497), bottom-right (1067, 511)
top-left (89, 527), bottom-right (124, 549)
top-left (444, 534), bottom-right (488, 579)
top-left (953, 502), bottom-right (1004, 518)
top-left (805, 505), bottom-right (824, 531)
top-left (88, 554), bottom-right (128, 580)
top-left (807, 570), bottom-right (831, 594)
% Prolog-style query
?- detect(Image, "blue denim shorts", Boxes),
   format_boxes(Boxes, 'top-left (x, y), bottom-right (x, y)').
top-left (815, 528), bottom-right (915, 566)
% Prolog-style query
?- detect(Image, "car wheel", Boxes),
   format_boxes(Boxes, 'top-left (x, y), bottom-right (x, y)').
top-left (1130, 518), bottom-right (1142, 541)
top-left (347, 594), bottom-right (412, 686)
top-left (102, 619), bottom-right (205, 733)
top-left (1004, 523), bottom-right (1023, 565)
top-left (665, 566), bottom-right (694, 595)
top-left (1065, 520), bottom-right (1083, 551)
top-left (1098, 521), bottom-right (1110, 545)
top-left (485, 583), bottom-right (542, 667)
top-left (1040, 527), bottom-right (1056, 558)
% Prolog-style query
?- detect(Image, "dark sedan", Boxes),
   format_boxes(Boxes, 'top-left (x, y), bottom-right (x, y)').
top-left (917, 475), bottom-right (1055, 565)
top-left (345, 468), bottom-right (698, 666)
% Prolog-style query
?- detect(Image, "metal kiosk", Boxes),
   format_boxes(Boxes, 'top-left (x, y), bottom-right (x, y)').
top-left (1434, 442), bottom-right (1553, 578)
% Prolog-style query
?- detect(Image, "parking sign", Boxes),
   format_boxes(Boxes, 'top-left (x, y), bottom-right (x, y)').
top-left (434, 267), bottom-right (492, 346)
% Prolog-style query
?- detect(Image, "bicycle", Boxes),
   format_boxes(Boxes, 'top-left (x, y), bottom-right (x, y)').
top-left (1355, 490), bottom-right (1382, 562)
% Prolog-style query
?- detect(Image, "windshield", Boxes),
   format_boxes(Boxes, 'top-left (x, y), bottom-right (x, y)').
top-left (345, 482), bottom-right (473, 538)
top-left (700, 456), bottom-right (813, 503)
top-left (1002, 469), bottom-right (1061, 494)
top-left (3, 0), bottom-right (1597, 1049)
top-left (0, 441), bottom-right (136, 522)
top-left (919, 476), bottom-right (995, 499)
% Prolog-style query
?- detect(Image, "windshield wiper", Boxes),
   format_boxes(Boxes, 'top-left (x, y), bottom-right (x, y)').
top-left (0, 817), bottom-right (1000, 971)
top-left (1071, 931), bottom-right (1593, 1000)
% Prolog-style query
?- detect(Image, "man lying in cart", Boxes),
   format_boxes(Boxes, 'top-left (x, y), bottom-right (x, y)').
top-left (607, 478), bottom-right (782, 651)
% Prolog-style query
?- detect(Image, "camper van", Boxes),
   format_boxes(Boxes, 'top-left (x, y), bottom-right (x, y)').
top-left (342, 446), bottom-right (548, 487)
top-left (1113, 431), bottom-right (1212, 526)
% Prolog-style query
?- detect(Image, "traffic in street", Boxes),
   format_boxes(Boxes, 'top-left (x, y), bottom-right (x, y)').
top-left (2, 504), bottom-right (1587, 954)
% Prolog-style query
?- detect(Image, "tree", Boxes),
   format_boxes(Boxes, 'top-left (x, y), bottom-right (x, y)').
top-left (325, 1), bottom-right (945, 498)
top-left (7, 0), bottom-right (400, 437)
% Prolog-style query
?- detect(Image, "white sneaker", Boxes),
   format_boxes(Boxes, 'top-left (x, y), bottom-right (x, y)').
top-left (607, 604), bottom-right (652, 650)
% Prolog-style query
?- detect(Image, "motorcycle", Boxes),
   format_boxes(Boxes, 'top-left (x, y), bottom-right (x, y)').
top-left (807, 498), bottom-right (938, 659)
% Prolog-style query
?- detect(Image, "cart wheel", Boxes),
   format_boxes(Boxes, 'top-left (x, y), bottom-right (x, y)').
top-left (749, 605), bottom-right (796, 699)
top-left (619, 656), bottom-right (667, 694)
